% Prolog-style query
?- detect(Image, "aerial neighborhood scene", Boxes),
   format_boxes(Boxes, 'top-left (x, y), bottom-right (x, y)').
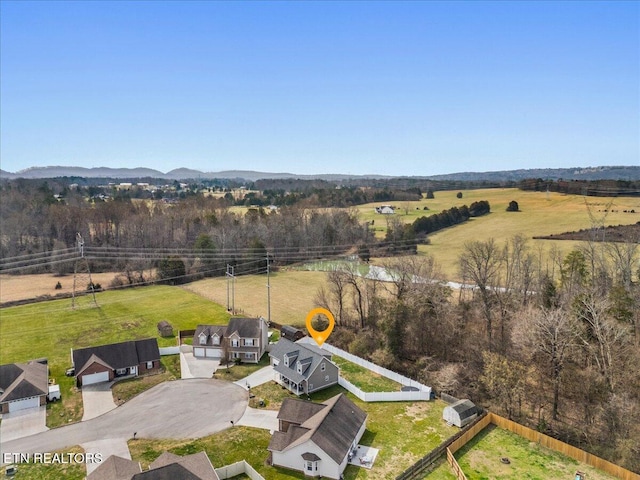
top-left (1, 1), bottom-right (639, 480)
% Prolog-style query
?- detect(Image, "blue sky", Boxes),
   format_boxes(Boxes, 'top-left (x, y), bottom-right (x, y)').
top-left (1, 1), bottom-right (638, 176)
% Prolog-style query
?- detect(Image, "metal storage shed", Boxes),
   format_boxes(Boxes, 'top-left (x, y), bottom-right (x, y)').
top-left (443, 399), bottom-right (478, 427)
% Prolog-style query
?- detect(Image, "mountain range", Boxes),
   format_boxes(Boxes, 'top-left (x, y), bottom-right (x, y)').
top-left (1, 165), bottom-right (639, 182)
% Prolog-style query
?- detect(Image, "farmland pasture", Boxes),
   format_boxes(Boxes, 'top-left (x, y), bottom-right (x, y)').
top-left (358, 188), bottom-right (640, 279)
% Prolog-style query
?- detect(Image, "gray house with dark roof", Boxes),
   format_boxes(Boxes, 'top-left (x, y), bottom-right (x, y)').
top-left (268, 393), bottom-right (367, 479)
top-left (269, 338), bottom-right (339, 396)
top-left (193, 317), bottom-right (268, 363)
top-left (72, 338), bottom-right (160, 387)
top-left (0, 360), bottom-right (49, 413)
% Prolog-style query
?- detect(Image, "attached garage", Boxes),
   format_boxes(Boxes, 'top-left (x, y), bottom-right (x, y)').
top-left (8, 396), bottom-right (41, 412)
top-left (81, 371), bottom-right (110, 386)
top-left (193, 347), bottom-right (205, 358)
top-left (205, 348), bottom-right (220, 358)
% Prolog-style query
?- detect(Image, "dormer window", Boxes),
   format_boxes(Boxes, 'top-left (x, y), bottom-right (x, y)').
top-left (212, 334), bottom-right (220, 346)
top-left (199, 334), bottom-right (207, 345)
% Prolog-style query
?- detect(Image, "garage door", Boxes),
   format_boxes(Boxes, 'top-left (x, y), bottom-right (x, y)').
top-left (205, 348), bottom-right (220, 358)
top-left (81, 371), bottom-right (110, 386)
top-left (193, 347), bottom-right (205, 357)
top-left (8, 396), bottom-right (40, 412)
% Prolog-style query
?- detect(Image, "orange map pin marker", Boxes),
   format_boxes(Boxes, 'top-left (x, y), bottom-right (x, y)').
top-left (305, 307), bottom-right (335, 346)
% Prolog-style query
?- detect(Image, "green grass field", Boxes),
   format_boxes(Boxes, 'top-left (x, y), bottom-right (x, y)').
top-left (358, 188), bottom-right (640, 279)
top-left (333, 356), bottom-right (402, 392)
top-left (452, 425), bottom-right (618, 480)
top-left (0, 286), bottom-right (230, 425)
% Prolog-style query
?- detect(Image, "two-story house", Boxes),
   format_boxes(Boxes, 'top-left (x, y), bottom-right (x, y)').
top-left (269, 338), bottom-right (339, 395)
top-left (268, 393), bottom-right (367, 479)
top-left (193, 317), bottom-right (268, 364)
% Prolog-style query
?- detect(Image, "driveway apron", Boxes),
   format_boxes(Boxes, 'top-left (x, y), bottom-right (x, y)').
top-left (0, 406), bottom-right (48, 443)
top-left (82, 383), bottom-right (117, 421)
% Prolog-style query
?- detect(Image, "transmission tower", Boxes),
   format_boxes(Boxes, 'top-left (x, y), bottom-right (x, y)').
top-left (72, 233), bottom-right (97, 309)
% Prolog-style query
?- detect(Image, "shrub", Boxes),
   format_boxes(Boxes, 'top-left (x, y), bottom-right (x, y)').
top-left (456, 192), bottom-right (463, 199)
top-left (506, 200), bottom-right (520, 212)
top-left (55, 281), bottom-right (62, 290)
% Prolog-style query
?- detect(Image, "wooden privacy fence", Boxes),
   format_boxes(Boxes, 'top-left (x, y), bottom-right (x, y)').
top-left (395, 412), bottom-right (488, 480)
top-left (445, 413), bottom-right (639, 480)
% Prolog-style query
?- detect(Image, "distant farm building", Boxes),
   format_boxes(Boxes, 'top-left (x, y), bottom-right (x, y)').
top-left (374, 205), bottom-right (395, 215)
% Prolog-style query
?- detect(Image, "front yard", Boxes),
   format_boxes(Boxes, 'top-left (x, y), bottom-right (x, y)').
top-left (129, 385), bottom-right (458, 479)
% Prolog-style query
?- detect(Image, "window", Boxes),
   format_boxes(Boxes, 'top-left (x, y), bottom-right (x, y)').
top-left (297, 363), bottom-right (302, 374)
top-left (325, 375), bottom-right (330, 382)
top-left (212, 335), bottom-right (220, 346)
top-left (284, 356), bottom-right (289, 367)
top-left (244, 338), bottom-right (254, 346)
top-left (231, 339), bottom-right (239, 347)
top-left (146, 361), bottom-right (153, 369)
top-left (309, 383), bottom-right (313, 390)
top-left (306, 461), bottom-right (314, 471)
top-left (116, 368), bottom-right (127, 375)
top-left (199, 335), bottom-right (206, 345)
top-left (321, 362), bottom-right (325, 371)
top-left (245, 352), bottom-right (253, 359)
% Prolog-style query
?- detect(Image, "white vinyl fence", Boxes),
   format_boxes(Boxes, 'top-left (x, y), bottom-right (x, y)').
top-left (216, 461), bottom-right (265, 480)
top-left (159, 346), bottom-right (180, 356)
top-left (298, 338), bottom-right (432, 401)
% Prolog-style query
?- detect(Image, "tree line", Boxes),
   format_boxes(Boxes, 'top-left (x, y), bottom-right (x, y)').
top-left (319, 236), bottom-right (639, 472)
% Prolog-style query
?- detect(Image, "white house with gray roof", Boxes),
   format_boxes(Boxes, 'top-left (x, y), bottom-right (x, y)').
top-left (268, 393), bottom-right (367, 479)
top-left (269, 338), bottom-right (339, 396)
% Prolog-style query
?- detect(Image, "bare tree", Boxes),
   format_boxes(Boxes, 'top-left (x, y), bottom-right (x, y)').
top-left (513, 307), bottom-right (580, 420)
top-left (575, 294), bottom-right (630, 391)
top-left (459, 239), bottom-right (502, 349)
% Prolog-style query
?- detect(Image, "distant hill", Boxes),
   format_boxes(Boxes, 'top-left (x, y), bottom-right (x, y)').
top-left (1, 165), bottom-right (638, 182)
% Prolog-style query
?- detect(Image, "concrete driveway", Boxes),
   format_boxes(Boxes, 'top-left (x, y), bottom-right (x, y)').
top-left (180, 352), bottom-right (219, 379)
top-left (233, 366), bottom-right (274, 389)
top-left (236, 407), bottom-right (278, 431)
top-left (82, 383), bottom-right (117, 421)
top-left (1, 379), bottom-right (248, 456)
top-left (0, 406), bottom-right (48, 443)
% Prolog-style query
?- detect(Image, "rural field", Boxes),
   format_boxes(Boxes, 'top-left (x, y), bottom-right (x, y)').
top-left (181, 270), bottom-right (328, 326)
top-left (357, 188), bottom-right (640, 279)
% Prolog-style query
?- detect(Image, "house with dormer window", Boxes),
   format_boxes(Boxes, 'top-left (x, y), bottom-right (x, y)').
top-left (268, 393), bottom-right (367, 479)
top-left (269, 338), bottom-right (339, 395)
top-left (192, 317), bottom-right (268, 363)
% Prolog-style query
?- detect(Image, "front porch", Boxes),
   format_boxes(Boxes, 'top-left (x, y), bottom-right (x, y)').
top-left (274, 373), bottom-right (305, 396)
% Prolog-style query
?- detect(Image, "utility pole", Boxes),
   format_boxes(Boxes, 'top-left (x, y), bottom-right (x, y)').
top-left (226, 264), bottom-right (235, 314)
top-left (72, 233), bottom-right (97, 309)
top-left (266, 254), bottom-right (271, 324)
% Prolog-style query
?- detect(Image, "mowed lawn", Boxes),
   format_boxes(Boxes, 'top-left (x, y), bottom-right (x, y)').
top-left (453, 425), bottom-right (619, 480)
top-left (0, 285), bottom-right (230, 425)
top-left (181, 270), bottom-right (328, 326)
top-left (127, 385), bottom-right (458, 480)
top-left (357, 189), bottom-right (640, 279)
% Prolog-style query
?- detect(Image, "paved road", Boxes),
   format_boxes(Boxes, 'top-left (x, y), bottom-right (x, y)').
top-left (0, 379), bottom-right (248, 457)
